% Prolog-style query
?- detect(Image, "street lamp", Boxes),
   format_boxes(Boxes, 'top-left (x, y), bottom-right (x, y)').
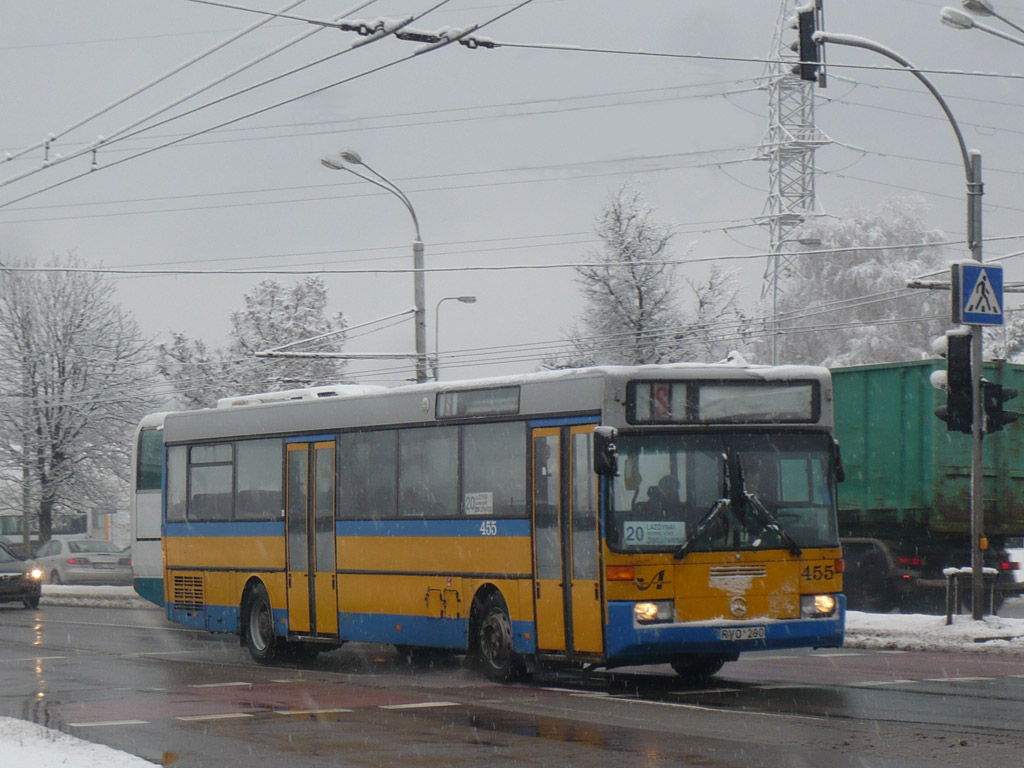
top-left (961, 0), bottom-right (1024, 34)
top-left (815, 30), bottom-right (988, 619)
top-left (941, 6), bottom-right (1024, 46)
top-left (320, 150), bottom-right (428, 384)
top-left (433, 295), bottom-right (476, 380)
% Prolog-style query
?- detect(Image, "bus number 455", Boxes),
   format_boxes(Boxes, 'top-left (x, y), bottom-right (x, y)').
top-left (479, 521), bottom-right (498, 536)
top-left (801, 564), bottom-right (835, 581)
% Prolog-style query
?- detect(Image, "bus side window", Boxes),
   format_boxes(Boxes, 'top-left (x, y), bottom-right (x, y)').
top-left (338, 430), bottom-right (397, 520)
top-left (166, 446), bottom-right (187, 523)
top-left (462, 422), bottom-right (527, 517)
top-left (399, 427), bottom-right (458, 518)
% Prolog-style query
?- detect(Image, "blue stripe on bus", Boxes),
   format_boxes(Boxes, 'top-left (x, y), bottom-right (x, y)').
top-left (335, 518), bottom-right (531, 537)
top-left (603, 595), bottom-right (846, 663)
top-left (529, 414), bottom-right (600, 427)
top-left (164, 521), bottom-right (286, 537)
top-left (166, 603), bottom-right (285, 637)
top-left (338, 611), bottom-right (535, 654)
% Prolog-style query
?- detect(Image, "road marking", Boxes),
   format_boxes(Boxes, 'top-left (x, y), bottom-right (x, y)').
top-left (816, 652), bottom-right (869, 657)
top-left (378, 702), bottom-right (460, 710)
top-left (275, 708), bottom-right (354, 716)
top-left (67, 720), bottom-right (148, 728)
top-left (923, 676), bottom-right (994, 683)
top-left (177, 713), bottom-right (254, 721)
top-left (187, 682), bottom-right (252, 689)
top-left (0, 656), bottom-right (68, 663)
top-left (847, 679), bottom-right (918, 687)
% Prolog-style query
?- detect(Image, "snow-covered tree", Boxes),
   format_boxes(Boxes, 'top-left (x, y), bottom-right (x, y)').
top-left (0, 254), bottom-right (158, 544)
top-left (765, 197), bottom-right (949, 367)
top-left (158, 277), bottom-right (348, 409)
top-left (985, 311), bottom-right (1024, 362)
top-left (546, 185), bottom-right (750, 368)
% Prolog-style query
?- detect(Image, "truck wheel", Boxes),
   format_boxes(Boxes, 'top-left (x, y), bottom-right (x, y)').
top-left (847, 552), bottom-right (896, 613)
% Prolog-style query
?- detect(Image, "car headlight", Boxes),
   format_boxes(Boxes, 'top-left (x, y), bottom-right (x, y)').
top-left (800, 594), bottom-right (837, 618)
top-left (634, 600), bottom-right (674, 624)
top-left (29, 568), bottom-right (43, 580)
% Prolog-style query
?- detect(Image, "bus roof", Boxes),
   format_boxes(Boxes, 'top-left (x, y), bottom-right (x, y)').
top-left (159, 362), bottom-right (833, 446)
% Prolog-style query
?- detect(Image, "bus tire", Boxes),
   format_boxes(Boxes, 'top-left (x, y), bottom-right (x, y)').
top-left (671, 654), bottom-right (727, 682)
top-left (243, 583), bottom-right (282, 664)
top-left (475, 593), bottom-right (525, 683)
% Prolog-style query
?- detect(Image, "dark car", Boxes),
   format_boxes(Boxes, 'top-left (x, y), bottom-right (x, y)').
top-left (0, 541), bottom-right (43, 609)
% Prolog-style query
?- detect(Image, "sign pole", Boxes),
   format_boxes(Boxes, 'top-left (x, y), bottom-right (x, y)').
top-left (967, 152), bottom-right (985, 619)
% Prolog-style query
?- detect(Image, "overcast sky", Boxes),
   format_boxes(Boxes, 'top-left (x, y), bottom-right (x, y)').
top-left (3, 0), bottom-right (1024, 388)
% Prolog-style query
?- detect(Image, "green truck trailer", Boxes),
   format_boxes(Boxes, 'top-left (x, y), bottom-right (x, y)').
top-left (832, 359), bottom-right (1024, 612)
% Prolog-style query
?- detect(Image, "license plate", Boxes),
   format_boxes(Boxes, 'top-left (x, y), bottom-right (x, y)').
top-left (719, 626), bottom-right (766, 642)
top-left (93, 563), bottom-right (116, 570)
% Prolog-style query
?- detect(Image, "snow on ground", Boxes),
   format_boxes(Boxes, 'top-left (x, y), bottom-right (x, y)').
top-left (0, 717), bottom-right (155, 767)
top-left (10, 589), bottom-right (1024, 767)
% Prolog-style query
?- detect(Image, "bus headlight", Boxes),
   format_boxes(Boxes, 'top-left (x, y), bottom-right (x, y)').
top-left (634, 600), bottom-right (674, 624)
top-left (801, 594), bottom-right (837, 618)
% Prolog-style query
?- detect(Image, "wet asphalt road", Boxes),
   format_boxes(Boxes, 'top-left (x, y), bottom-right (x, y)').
top-left (0, 602), bottom-right (1021, 767)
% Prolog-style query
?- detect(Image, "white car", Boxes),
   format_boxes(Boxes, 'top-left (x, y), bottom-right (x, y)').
top-left (32, 539), bottom-right (132, 585)
top-left (1008, 547), bottom-right (1024, 584)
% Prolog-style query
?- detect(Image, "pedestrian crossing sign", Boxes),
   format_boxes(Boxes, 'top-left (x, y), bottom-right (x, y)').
top-left (952, 262), bottom-right (1003, 326)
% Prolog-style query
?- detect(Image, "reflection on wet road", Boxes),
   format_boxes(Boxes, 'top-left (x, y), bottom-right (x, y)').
top-left (0, 604), bottom-right (1022, 767)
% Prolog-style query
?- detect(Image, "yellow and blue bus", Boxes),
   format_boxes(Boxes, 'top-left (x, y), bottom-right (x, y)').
top-left (131, 363), bottom-right (845, 681)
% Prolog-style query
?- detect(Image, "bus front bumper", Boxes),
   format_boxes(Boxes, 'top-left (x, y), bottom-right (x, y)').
top-left (604, 595), bottom-right (846, 664)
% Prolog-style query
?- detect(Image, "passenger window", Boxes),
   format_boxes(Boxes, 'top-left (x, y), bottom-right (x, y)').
top-left (399, 427), bottom-right (457, 517)
top-left (462, 422), bottom-right (527, 517)
top-left (235, 439), bottom-right (283, 520)
top-left (188, 443), bottom-right (233, 521)
top-left (338, 430), bottom-right (396, 519)
top-left (166, 446), bottom-right (187, 523)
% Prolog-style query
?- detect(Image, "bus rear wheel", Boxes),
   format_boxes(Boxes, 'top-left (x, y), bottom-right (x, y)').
top-left (475, 593), bottom-right (526, 683)
top-left (244, 583), bottom-right (282, 664)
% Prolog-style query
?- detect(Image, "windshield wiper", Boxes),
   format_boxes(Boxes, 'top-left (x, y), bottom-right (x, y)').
top-left (673, 498), bottom-right (729, 560)
top-left (744, 492), bottom-right (802, 557)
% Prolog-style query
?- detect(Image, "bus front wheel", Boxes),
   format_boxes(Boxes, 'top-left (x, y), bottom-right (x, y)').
top-left (244, 583), bottom-right (282, 664)
top-left (475, 593), bottom-right (526, 683)
top-left (671, 654), bottom-right (727, 682)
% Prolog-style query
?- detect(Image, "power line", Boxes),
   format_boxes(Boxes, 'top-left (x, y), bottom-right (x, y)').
top-left (0, 0), bottom-right (535, 212)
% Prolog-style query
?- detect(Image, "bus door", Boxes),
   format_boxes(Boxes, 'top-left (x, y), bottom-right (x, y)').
top-left (285, 440), bottom-right (338, 637)
top-left (531, 425), bottom-right (603, 659)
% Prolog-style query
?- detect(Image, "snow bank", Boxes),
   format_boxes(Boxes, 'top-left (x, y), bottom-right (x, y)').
top-left (0, 717), bottom-right (153, 768)
top-left (40, 584), bottom-right (156, 610)
top-left (844, 603), bottom-right (1024, 655)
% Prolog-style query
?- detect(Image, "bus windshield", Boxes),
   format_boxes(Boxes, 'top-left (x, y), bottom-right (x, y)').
top-left (608, 431), bottom-right (838, 553)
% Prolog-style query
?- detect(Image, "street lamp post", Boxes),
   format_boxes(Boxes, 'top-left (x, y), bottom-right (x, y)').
top-left (942, 6), bottom-right (1024, 46)
top-left (960, 0), bottom-right (1024, 34)
top-left (815, 31), bottom-right (988, 619)
top-left (433, 295), bottom-right (476, 381)
top-left (320, 150), bottom-right (428, 384)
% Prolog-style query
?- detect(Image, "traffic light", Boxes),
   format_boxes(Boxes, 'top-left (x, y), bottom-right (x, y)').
top-left (933, 331), bottom-right (972, 434)
top-left (791, 1), bottom-right (824, 84)
top-left (982, 380), bottom-right (1020, 434)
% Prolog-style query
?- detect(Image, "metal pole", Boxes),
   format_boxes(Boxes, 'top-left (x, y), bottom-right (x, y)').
top-left (413, 239), bottom-right (427, 384)
top-left (968, 151), bottom-right (985, 619)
